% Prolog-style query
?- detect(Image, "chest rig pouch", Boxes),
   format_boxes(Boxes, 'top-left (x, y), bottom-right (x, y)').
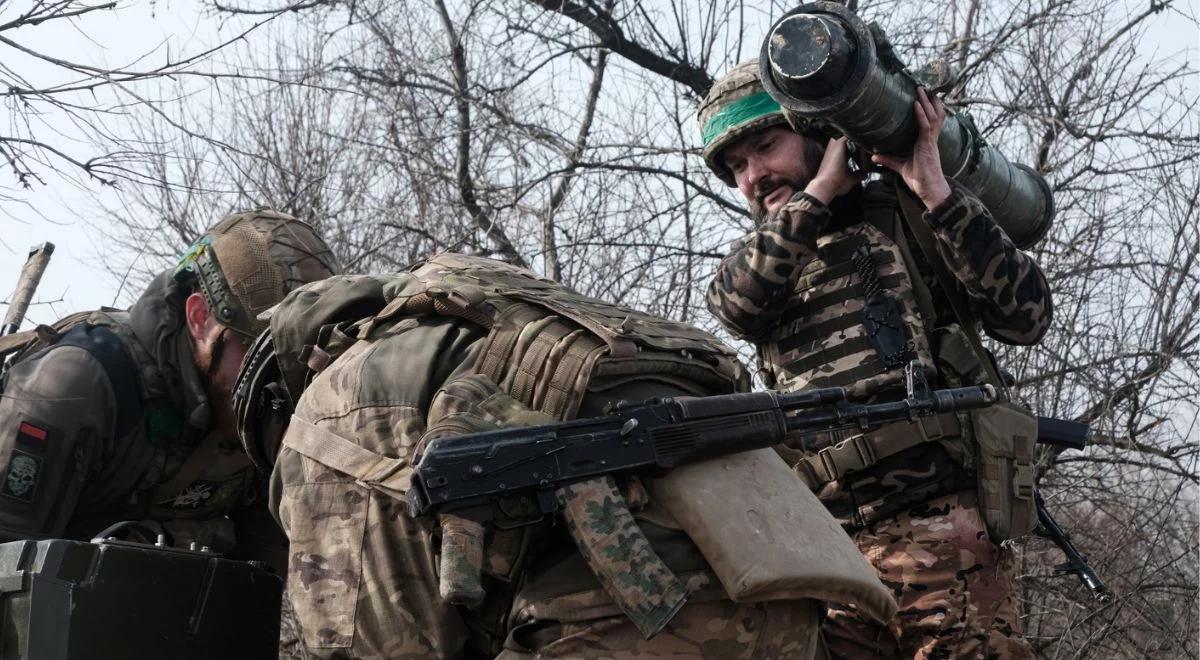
top-left (853, 245), bottom-right (916, 369)
top-left (891, 187), bottom-right (1038, 541)
top-left (784, 180), bottom-right (1036, 541)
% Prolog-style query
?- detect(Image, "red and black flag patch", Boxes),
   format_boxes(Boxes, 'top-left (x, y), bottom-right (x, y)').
top-left (16, 422), bottom-right (47, 448)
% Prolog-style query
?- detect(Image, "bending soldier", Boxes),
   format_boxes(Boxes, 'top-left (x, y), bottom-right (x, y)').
top-left (699, 61), bottom-right (1053, 658)
top-left (235, 254), bottom-right (896, 659)
top-left (0, 210), bottom-right (339, 561)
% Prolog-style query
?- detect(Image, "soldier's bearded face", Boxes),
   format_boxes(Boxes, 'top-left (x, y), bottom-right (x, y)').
top-left (724, 126), bottom-right (822, 219)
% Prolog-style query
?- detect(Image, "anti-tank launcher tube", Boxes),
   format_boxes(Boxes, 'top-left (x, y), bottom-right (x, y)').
top-left (759, 1), bottom-right (1053, 248)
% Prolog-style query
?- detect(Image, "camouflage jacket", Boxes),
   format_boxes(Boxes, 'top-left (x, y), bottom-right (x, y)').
top-left (270, 272), bottom-right (824, 659)
top-left (706, 180), bottom-right (1053, 524)
top-left (0, 271), bottom-right (269, 553)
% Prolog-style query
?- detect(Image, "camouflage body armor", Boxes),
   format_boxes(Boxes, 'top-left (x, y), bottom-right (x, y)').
top-left (255, 255), bottom-right (847, 657)
top-left (756, 197), bottom-right (936, 398)
top-left (699, 57), bottom-right (1048, 539)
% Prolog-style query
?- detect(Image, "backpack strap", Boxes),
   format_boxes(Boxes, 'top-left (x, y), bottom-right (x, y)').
top-left (861, 183), bottom-right (940, 341)
top-left (53, 324), bottom-right (145, 438)
top-left (893, 187), bottom-right (1006, 393)
top-left (0, 311), bottom-right (94, 365)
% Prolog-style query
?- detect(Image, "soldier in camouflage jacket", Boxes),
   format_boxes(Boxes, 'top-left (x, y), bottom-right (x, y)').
top-left (242, 259), bottom-right (891, 659)
top-left (699, 60), bottom-right (1051, 658)
top-left (0, 211), bottom-right (338, 564)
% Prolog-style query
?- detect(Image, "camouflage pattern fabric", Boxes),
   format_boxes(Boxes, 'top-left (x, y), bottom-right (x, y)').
top-left (725, 191), bottom-right (937, 398)
top-left (498, 598), bottom-right (820, 659)
top-left (821, 490), bottom-right (1034, 659)
top-left (707, 179), bottom-right (1053, 523)
top-left (0, 272), bottom-right (266, 547)
top-left (437, 513), bottom-right (486, 607)
top-left (557, 476), bottom-right (689, 638)
top-left (270, 287), bottom-right (823, 658)
top-left (704, 131), bottom-right (1050, 655)
top-left (922, 183), bottom-right (1052, 343)
top-left (706, 181), bottom-right (1051, 348)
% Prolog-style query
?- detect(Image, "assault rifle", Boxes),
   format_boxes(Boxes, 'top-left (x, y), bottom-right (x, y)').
top-left (408, 361), bottom-right (995, 520)
top-left (410, 363), bottom-right (1112, 604)
top-left (1035, 418), bottom-right (1113, 603)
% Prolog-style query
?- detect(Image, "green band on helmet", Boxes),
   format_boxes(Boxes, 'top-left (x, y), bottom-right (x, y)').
top-left (701, 91), bottom-right (782, 147)
top-left (172, 235), bottom-right (213, 283)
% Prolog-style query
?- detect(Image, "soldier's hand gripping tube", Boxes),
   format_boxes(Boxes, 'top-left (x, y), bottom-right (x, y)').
top-left (759, 2), bottom-right (1054, 248)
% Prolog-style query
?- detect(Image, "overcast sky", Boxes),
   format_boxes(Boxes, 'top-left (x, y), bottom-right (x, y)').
top-left (1, 0), bottom-right (1196, 329)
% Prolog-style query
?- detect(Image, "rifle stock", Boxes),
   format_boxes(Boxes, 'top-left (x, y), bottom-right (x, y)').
top-left (1035, 491), bottom-right (1113, 603)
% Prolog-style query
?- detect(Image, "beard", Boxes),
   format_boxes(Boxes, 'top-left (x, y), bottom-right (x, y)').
top-left (193, 324), bottom-right (227, 378)
top-left (193, 325), bottom-right (241, 436)
top-left (751, 174), bottom-right (812, 221)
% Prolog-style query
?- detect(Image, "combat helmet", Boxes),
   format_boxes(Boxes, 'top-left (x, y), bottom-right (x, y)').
top-left (172, 209), bottom-right (342, 340)
top-left (698, 59), bottom-right (818, 186)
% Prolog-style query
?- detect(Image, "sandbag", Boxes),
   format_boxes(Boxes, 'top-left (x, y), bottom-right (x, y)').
top-left (648, 448), bottom-right (897, 623)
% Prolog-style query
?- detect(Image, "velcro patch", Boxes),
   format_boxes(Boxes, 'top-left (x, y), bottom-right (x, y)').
top-left (17, 422), bottom-right (47, 447)
top-left (2, 449), bottom-right (42, 503)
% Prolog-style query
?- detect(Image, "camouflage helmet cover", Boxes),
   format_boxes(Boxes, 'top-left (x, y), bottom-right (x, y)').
top-left (698, 59), bottom-right (792, 186)
top-left (173, 209), bottom-right (342, 339)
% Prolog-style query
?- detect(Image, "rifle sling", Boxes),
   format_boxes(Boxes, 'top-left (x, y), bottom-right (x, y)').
top-left (893, 187), bottom-right (1006, 391)
top-left (794, 411), bottom-right (961, 490)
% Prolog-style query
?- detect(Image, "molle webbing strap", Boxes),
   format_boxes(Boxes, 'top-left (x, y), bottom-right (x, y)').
top-left (793, 251), bottom-right (897, 294)
top-left (474, 303), bottom-right (545, 388)
top-left (893, 188), bottom-right (1006, 393)
top-left (476, 304), bottom-right (606, 421)
top-left (793, 274), bottom-right (905, 314)
top-left (0, 310), bottom-right (93, 363)
top-left (504, 316), bottom-right (566, 406)
top-left (783, 337), bottom-right (877, 376)
top-left (361, 289), bottom-right (494, 340)
top-left (805, 360), bottom-right (890, 390)
top-left (533, 330), bottom-right (606, 420)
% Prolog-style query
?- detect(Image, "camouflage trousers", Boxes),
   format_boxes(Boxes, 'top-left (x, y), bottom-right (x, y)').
top-left (822, 490), bottom-right (1034, 660)
top-left (499, 599), bottom-right (820, 659)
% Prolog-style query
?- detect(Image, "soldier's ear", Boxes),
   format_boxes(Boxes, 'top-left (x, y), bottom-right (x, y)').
top-left (184, 292), bottom-right (214, 342)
